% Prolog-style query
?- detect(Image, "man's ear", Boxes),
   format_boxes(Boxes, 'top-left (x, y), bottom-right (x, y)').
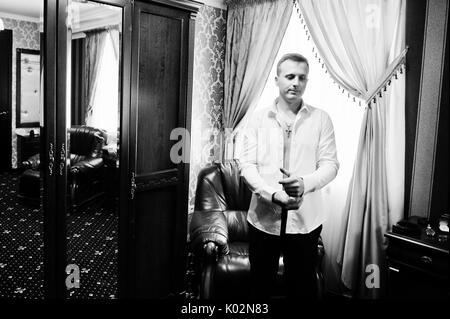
top-left (274, 75), bottom-right (279, 85)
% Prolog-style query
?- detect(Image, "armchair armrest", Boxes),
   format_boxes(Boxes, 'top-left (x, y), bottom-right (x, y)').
top-left (70, 157), bottom-right (104, 176)
top-left (189, 210), bottom-right (229, 257)
top-left (22, 153), bottom-right (40, 170)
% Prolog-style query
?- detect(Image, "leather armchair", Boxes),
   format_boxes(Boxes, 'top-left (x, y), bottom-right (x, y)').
top-left (189, 160), bottom-right (325, 300)
top-left (18, 126), bottom-right (107, 209)
top-left (68, 126), bottom-right (107, 209)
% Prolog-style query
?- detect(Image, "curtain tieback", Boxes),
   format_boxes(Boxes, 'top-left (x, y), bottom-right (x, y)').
top-left (363, 46), bottom-right (409, 104)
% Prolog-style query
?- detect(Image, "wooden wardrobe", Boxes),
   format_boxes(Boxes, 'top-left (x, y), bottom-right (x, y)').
top-left (45, 0), bottom-right (200, 299)
top-left (126, 0), bottom-right (199, 298)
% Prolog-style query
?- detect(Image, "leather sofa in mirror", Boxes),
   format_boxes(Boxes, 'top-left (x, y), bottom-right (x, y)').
top-left (189, 160), bottom-right (325, 300)
top-left (68, 125), bottom-right (107, 210)
top-left (18, 126), bottom-right (107, 210)
top-left (18, 153), bottom-right (42, 206)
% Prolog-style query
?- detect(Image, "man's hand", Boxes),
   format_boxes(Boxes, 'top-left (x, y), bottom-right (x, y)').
top-left (279, 168), bottom-right (304, 198)
top-left (272, 191), bottom-right (302, 210)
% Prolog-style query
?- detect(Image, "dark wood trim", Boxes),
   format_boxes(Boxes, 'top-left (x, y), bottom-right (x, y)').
top-left (55, 0), bottom-right (70, 298)
top-left (70, 39), bottom-right (84, 126)
top-left (128, 0), bottom-right (140, 297)
top-left (404, 0), bottom-right (428, 218)
top-left (117, 0), bottom-right (133, 299)
top-left (409, 0), bottom-right (449, 219)
top-left (138, 0), bottom-right (203, 14)
top-left (385, 231), bottom-right (449, 255)
top-left (0, 29), bottom-right (13, 172)
top-left (15, 48), bottom-right (40, 128)
top-left (430, 11), bottom-right (449, 223)
top-left (43, 0), bottom-right (59, 299)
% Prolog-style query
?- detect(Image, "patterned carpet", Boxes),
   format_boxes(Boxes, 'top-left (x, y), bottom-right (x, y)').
top-left (0, 171), bottom-right (118, 299)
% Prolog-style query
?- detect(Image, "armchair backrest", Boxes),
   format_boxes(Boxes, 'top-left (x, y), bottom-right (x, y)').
top-left (69, 126), bottom-right (107, 164)
top-left (193, 160), bottom-right (252, 243)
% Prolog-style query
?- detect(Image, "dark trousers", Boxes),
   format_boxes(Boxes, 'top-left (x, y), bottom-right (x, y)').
top-left (248, 222), bottom-right (322, 300)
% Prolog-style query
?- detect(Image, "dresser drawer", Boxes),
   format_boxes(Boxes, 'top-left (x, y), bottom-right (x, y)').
top-left (387, 238), bottom-right (448, 277)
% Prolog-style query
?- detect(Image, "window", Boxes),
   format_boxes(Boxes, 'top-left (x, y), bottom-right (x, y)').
top-left (86, 29), bottom-right (119, 138)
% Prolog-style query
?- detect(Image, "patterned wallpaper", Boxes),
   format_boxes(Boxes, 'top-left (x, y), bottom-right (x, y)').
top-left (1, 17), bottom-right (41, 169)
top-left (188, 5), bottom-right (227, 224)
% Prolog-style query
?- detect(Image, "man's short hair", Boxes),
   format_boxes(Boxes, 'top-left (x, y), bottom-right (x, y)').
top-left (276, 53), bottom-right (309, 75)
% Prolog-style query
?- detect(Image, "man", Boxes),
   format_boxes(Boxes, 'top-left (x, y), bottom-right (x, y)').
top-left (236, 53), bottom-right (339, 299)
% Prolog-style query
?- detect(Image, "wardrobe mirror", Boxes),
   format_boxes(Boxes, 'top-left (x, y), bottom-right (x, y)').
top-left (0, 0), bottom-right (44, 299)
top-left (65, 0), bottom-right (122, 299)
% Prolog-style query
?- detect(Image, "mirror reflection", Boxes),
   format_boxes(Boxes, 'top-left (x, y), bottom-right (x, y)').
top-left (16, 48), bottom-right (40, 128)
top-left (66, 0), bottom-right (122, 299)
top-left (0, 0), bottom-right (44, 299)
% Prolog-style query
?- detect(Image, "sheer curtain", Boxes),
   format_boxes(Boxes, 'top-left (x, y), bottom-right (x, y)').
top-left (83, 29), bottom-right (108, 122)
top-left (297, 0), bottom-right (406, 298)
top-left (223, 0), bottom-right (293, 160)
top-left (85, 29), bottom-right (120, 139)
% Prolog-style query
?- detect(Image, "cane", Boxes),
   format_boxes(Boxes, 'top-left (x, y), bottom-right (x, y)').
top-left (280, 169), bottom-right (289, 238)
top-left (280, 208), bottom-right (288, 238)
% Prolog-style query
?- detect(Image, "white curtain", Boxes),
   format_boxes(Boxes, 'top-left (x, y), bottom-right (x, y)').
top-left (85, 28), bottom-right (120, 138)
top-left (297, 0), bottom-right (406, 298)
top-left (224, 0), bottom-right (293, 160)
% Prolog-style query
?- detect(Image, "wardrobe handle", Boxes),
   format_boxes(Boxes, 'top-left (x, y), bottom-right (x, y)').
top-left (130, 172), bottom-right (136, 199)
top-left (59, 143), bottom-right (66, 176)
top-left (48, 143), bottom-right (54, 176)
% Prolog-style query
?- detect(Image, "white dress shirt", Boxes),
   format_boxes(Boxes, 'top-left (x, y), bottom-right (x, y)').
top-left (235, 98), bottom-right (339, 235)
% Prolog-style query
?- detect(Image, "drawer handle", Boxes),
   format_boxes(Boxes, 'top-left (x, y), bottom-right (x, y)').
top-left (420, 255), bottom-right (432, 264)
top-left (389, 266), bottom-right (400, 273)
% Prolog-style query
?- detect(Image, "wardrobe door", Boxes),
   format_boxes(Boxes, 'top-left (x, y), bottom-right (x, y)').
top-left (0, 0), bottom-right (53, 299)
top-left (129, 0), bottom-right (198, 298)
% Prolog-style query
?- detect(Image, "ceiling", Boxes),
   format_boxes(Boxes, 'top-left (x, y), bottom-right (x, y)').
top-left (0, 0), bottom-right (121, 32)
top-left (0, 0), bottom-right (43, 20)
top-left (0, 0), bottom-right (227, 22)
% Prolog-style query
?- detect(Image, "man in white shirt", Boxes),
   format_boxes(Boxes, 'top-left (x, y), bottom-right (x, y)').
top-left (236, 53), bottom-right (339, 299)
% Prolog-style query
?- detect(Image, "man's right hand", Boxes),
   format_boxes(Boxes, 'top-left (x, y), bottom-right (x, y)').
top-left (272, 191), bottom-right (302, 210)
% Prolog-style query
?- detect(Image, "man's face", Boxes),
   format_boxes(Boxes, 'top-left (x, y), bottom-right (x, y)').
top-left (275, 60), bottom-right (309, 104)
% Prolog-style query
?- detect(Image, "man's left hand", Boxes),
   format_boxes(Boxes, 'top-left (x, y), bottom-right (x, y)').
top-left (279, 168), bottom-right (304, 198)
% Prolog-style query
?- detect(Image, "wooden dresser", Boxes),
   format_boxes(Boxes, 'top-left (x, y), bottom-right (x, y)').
top-left (16, 131), bottom-right (40, 167)
top-left (385, 227), bottom-right (449, 299)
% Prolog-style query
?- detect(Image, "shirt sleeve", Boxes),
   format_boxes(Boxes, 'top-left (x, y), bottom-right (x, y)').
top-left (301, 111), bottom-right (339, 194)
top-left (235, 122), bottom-right (279, 204)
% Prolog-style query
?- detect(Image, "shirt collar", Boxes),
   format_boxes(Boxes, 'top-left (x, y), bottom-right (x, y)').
top-left (268, 97), bottom-right (310, 118)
